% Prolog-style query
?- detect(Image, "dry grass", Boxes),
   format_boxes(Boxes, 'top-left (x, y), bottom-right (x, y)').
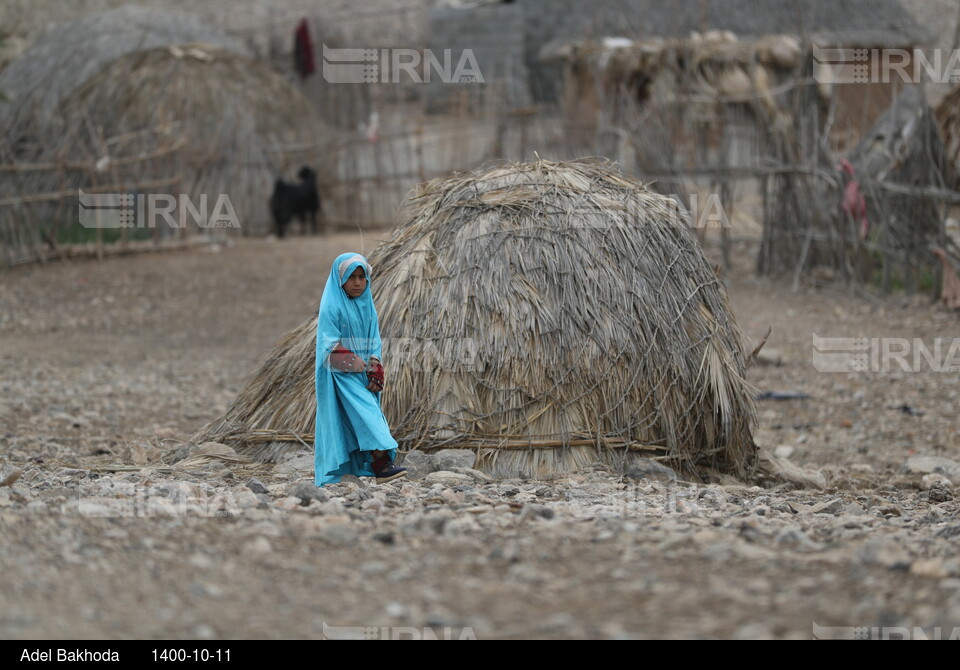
top-left (196, 158), bottom-right (758, 479)
top-left (0, 5), bottom-right (246, 138)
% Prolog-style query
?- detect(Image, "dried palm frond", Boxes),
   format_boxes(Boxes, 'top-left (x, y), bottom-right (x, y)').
top-left (196, 158), bottom-right (758, 479)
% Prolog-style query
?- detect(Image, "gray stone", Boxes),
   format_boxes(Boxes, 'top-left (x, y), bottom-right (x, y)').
top-left (193, 624), bottom-right (216, 639)
top-left (921, 473), bottom-right (953, 490)
top-left (904, 456), bottom-right (960, 480)
top-left (274, 454), bottom-right (313, 474)
top-left (775, 526), bottom-right (822, 551)
top-left (771, 457), bottom-right (827, 490)
top-left (520, 504), bottom-right (555, 521)
top-left (927, 488), bottom-right (954, 503)
top-left (858, 538), bottom-right (911, 570)
top-left (773, 445), bottom-right (795, 460)
top-left (317, 523), bottom-right (358, 546)
top-left (624, 457), bottom-right (677, 483)
top-left (243, 536), bottom-right (273, 556)
top-left (810, 498), bottom-right (844, 515)
top-left (434, 449), bottom-right (477, 471)
top-left (447, 467), bottom-right (493, 482)
top-left (245, 478), bottom-right (269, 495)
top-left (424, 471), bottom-right (473, 486)
top-left (843, 503), bottom-right (867, 516)
top-left (288, 482), bottom-right (329, 506)
top-left (400, 450), bottom-right (439, 479)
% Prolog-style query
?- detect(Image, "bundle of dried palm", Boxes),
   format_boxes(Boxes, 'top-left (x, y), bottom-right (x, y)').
top-left (196, 158), bottom-right (758, 479)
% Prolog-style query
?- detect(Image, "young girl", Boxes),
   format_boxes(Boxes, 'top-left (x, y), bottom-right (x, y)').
top-left (314, 253), bottom-right (406, 484)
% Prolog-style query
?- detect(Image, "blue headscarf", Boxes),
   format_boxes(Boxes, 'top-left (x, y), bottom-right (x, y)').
top-left (316, 252), bottom-right (380, 362)
top-left (314, 252), bottom-right (397, 485)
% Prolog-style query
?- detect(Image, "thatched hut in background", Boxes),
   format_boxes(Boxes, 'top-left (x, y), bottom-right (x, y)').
top-left (5, 43), bottom-right (330, 244)
top-left (0, 5), bottom-right (247, 151)
top-left (544, 32), bottom-right (803, 151)
top-left (195, 158), bottom-right (758, 480)
top-left (762, 86), bottom-right (950, 294)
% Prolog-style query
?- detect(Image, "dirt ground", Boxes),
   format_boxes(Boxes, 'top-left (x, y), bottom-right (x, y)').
top-left (1, 233), bottom-right (960, 640)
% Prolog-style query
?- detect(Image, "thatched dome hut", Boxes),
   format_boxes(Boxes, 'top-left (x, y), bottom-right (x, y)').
top-left (0, 6), bottom-right (247, 144)
top-left (20, 43), bottom-right (329, 235)
top-left (196, 159), bottom-right (757, 478)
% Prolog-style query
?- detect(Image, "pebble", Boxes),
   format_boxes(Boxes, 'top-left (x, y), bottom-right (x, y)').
top-left (811, 499), bottom-right (844, 515)
top-left (288, 482), bottom-right (329, 505)
top-left (317, 523), bottom-right (357, 546)
top-left (424, 471), bottom-right (473, 486)
top-left (245, 478), bottom-right (269, 495)
top-left (773, 445), bottom-right (795, 459)
top-left (921, 474), bottom-right (953, 491)
top-left (193, 625), bottom-right (216, 639)
top-left (400, 451), bottom-right (438, 479)
top-left (244, 536), bottom-right (273, 556)
top-left (905, 456), bottom-right (960, 480)
top-left (858, 538), bottom-right (911, 570)
top-left (274, 454), bottom-right (313, 475)
top-left (623, 457), bottom-right (677, 483)
top-left (434, 449), bottom-right (476, 471)
top-left (911, 558), bottom-right (949, 579)
top-left (519, 504), bottom-right (555, 521)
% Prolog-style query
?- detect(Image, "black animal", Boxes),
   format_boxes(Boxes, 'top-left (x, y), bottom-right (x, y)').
top-left (270, 166), bottom-right (320, 237)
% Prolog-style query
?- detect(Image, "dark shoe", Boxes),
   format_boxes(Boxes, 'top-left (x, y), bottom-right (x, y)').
top-left (374, 463), bottom-right (407, 483)
top-left (371, 454), bottom-right (407, 483)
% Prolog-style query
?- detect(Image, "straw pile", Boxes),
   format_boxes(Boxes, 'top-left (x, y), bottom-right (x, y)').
top-left (0, 5), bottom-right (247, 145)
top-left (196, 158), bottom-right (758, 479)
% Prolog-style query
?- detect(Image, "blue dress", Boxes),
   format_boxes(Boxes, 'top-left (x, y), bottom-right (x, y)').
top-left (314, 253), bottom-right (399, 485)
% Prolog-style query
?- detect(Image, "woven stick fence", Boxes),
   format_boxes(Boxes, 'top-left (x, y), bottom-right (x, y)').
top-left (0, 123), bottom-right (185, 268)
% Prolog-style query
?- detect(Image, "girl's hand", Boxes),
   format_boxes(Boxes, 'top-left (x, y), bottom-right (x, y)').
top-left (366, 358), bottom-right (385, 392)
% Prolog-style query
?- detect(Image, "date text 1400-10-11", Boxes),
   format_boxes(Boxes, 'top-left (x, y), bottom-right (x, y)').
top-left (153, 649), bottom-right (231, 662)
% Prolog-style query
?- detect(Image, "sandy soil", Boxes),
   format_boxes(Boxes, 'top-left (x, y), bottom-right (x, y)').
top-left (1, 234), bottom-right (959, 640)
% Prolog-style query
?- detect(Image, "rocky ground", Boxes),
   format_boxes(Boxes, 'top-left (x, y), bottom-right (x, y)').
top-left (2, 234), bottom-right (960, 640)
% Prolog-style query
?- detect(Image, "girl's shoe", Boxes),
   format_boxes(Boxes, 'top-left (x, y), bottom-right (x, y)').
top-left (371, 454), bottom-right (407, 483)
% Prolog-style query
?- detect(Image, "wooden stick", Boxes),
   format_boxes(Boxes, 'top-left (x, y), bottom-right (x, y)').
top-left (744, 326), bottom-right (772, 368)
top-left (0, 176), bottom-right (181, 207)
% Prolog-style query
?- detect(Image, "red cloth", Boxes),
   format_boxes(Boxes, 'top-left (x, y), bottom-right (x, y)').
top-left (839, 160), bottom-right (869, 239)
top-left (294, 19), bottom-right (315, 79)
top-left (329, 345), bottom-right (360, 372)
